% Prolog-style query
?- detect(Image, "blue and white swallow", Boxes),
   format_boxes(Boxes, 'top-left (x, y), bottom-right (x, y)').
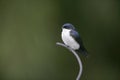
top-left (61, 23), bottom-right (88, 56)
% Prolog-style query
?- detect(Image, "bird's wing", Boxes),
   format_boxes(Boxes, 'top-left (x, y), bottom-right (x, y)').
top-left (70, 30), bottom-right (83, 44)
top-left (70, 30), bottom-right (88, 56)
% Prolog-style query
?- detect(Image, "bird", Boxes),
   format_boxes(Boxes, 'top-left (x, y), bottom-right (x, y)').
top-left (61, 23), bottom-right (88, 57)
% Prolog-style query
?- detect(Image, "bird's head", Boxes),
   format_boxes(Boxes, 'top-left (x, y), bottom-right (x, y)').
top-left (62, 23), bottom-right (75, 30)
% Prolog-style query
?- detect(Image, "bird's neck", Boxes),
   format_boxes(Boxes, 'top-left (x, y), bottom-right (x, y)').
top-left (62, 29), bottom-right (71, 33)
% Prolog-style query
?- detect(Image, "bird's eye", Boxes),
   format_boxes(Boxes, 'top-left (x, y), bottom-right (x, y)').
top-left (63, 26), bottom-right (70, 29)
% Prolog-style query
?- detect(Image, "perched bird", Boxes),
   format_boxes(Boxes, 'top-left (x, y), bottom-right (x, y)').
top-left (61, 23), bottom-right (88, 56)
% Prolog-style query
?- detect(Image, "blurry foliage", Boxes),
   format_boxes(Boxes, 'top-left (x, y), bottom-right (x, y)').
top-left (0, 0), bottom-right (120, 80)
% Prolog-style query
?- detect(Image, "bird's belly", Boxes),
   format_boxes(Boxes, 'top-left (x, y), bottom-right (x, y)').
top-left (61, 30), bottom-right (80, 50)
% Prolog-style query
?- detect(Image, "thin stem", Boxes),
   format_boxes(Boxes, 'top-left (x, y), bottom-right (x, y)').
top-left (56, 42), bottom-right (83, 80)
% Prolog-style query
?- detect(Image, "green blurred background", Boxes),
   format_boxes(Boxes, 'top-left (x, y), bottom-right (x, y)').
top-left (0, 0), bottom-right (120, 80)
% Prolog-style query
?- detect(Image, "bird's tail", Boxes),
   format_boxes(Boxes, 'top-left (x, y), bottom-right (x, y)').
top-left (76, 49), bottom-right (88, 57)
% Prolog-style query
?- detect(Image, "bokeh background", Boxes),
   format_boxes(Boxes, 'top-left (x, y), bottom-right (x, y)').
top-left (0, 0), bottom-right (120, 80)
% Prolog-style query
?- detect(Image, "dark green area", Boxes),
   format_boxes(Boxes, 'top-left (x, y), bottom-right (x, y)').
top-left (0, 0), bottom-right (120, 80)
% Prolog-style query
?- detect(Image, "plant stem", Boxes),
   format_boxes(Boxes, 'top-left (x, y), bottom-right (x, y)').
top-left (56, 42), bottom-right (83, 80)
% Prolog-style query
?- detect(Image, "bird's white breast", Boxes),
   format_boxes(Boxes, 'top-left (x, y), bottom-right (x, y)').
top-left (61, 29), bottom-right (80, 50)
